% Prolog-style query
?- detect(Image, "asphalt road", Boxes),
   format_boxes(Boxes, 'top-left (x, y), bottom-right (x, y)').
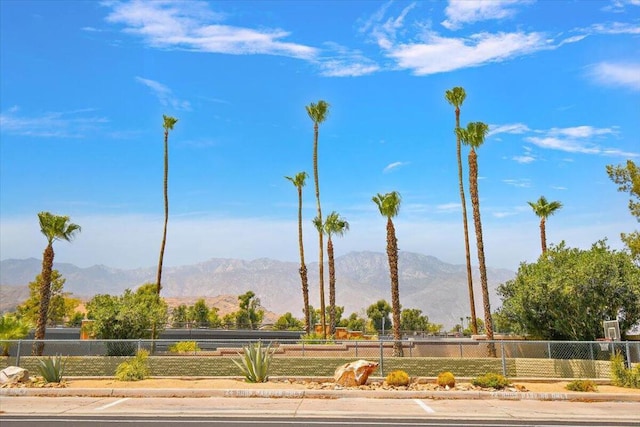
top-left (1, 396), bottom-right (639, 426)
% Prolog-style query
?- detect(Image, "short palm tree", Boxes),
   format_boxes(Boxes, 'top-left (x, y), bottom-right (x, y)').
top-left (157, 114), bottom-right (178, 296)
top-left (527, 196), bottom-right (563, 254)
top-left (456, 122), bottom-right (495, 353)
top-left (445, 86), bottom-right (477, 335)
top-left (372, 191), bottom-right (403, 357)
top-left (33, 212), bottom-right (81, 355)
top-left (306, 100), bottom-right (330, 338)
top-left (315, 211), bottom-right (349, 336)
top-left (285, 171), bottom-right (311, 334)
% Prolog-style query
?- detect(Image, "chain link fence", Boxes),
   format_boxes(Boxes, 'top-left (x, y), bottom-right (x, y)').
top-left (1, 338), bottom-right (637, 379)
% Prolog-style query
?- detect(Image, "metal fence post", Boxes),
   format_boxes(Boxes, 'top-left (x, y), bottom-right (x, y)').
top-left (138, 339), bottom-right (142, 353)
top-left (547, 342), bottom-right (551, 359)
top-left (625, 342), bottom-right (631, 368)
top-left (379, 341), bottom-right (384, 377)
top-left (355, 340), bottom-right (358, 358)
top-left (501, 341), bottom-right (507, 377)
top-left (301, 341), bottom-right (305, 357)
top-left (589, 342), bottom-right (594, 361)
top-left (15, 340), bottom-right (22, 367)
top-left (459, 342), bottom-right (463, 358)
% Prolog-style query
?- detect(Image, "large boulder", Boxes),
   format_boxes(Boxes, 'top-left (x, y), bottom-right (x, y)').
top-left (334, 359), bottom-right (379, 387)
top-left (0, 366), bottom-right (29, 384)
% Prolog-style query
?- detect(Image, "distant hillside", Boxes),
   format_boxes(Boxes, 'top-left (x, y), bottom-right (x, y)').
top-left (0, 252), bottom-right (515, 327)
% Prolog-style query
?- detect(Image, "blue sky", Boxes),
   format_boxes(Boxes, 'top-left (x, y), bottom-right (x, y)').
top-left (1, 0), bottom-right (639, 272)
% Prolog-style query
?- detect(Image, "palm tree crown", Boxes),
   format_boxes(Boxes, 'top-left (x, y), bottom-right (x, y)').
top-left (456, 122), bottom-right (489, 149)
top-left (372, 191), bottom-right (402, 218)
top-left (38, 212), bottom-right (81, 244)
top-left (445, 87), bottom-right (466, 113)
top-left (528, 196), bottom-right (563, 253)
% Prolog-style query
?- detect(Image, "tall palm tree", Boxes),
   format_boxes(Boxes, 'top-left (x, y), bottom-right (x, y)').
top-left (315, 211), bottom-right (349, 336)
top-left (372, 191), bottom-right (403, 357)
top-left (285, 171), bottom-right (311, 334)
top-left (157, 114), bottom-right (178, 296)
top-left (33, 212), bottom-right (81, 355)
top-left (456, 122), bottom-right (496, 354)
top-left (445, 86), bottom-right (478, 335)
top-left (527, 196), bottom-right (563, 254)
top-left (306, 100), bottom-right (330, 338)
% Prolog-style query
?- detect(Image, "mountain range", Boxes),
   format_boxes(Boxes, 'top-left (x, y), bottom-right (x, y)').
top-left (0, 251), bottom-right (515, 327)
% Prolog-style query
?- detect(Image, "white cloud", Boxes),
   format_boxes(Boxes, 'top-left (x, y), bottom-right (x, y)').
top-left (383, 161), bottom-right (408, 173)
top-left (588, 62), bottom-right (640, 91)
top-left (318, 43), bottom-right (380, 77)
top-left (135, 77), bottom-right (192, 111)
top-left (436, 202), bottom-right (461, 212)
top-left (0, 108), bottom-right (108, 138)
top-left (512, 155), bottom-right (536, 164)
top-left (502, 179), bottom-right (532, 188)
top-left (441, 0), bottom-right (532, 30)
top-left (387, 31), bottom-right (551, 75)
top-left (104, 0), bottom-right (317, 60)
top-left (488, 123), bottom-right (531, 137)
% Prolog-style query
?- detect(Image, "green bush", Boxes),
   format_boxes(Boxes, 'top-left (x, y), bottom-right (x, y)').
top-left (299, 333), bottom-right (335, 344)
top-left (37, 355), bottom-right (66, 383)
top-left (472, 372), bottom-right (510, 389)
top-left (566, 379), bottom-right (598, 392)
top-left (386, 370), bottom-right (410, 386)
top-left (436, 371), bottom-right (455, 387)
top-left (168, 341), bottom-right (201, 354)
top-left (115, 350), bottom-right (150, 381)
top-left (231, 341), bottom-right (274, 383)
top-left (611, 352), bottom-right (640, 389)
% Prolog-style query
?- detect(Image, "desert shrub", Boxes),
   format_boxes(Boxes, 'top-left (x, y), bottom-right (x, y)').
top-left (169, 341), bottom-right (201, 354)
top-left (472, 372), bottom-right (510, 389)
top-left (231, 341), bottom-right (275, 383)
top-left (566, 379), bottom-right (598, 392)
top-left (436, 371), bottom-right (455, 387)
top-left (115, 350), bottom-right (150, 381)
top-left (386, 370), bottom-right (410, 386)
top-left (611, 352), bottom-right (640, 389)
top-left (37, 355), bottom-right (66, 383)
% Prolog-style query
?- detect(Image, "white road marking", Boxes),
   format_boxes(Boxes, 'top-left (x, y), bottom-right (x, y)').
top-left (413, 398), bottom-right (435, 413)
top-left (95, 398), bottom-right (130, 411)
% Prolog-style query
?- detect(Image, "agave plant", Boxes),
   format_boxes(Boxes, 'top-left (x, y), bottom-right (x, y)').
top-left (37, 354), bottom-right (67, 383)
top-left (231, 341), bottom-right (275, 383)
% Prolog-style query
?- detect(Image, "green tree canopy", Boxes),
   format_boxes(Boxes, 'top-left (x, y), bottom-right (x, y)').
top-left (233, 291), bottom-right (264, 329)
top-left (86, 283), bottom-right (168, 339)
top-left (0, 314), bottom-right (31, 356)
top-left (16, 270), bottom-right (77, 326)
top-left (400, 308), bottom-right (430, 332)
top-left (607, 160), bottom-right (640, 262)
top-left (366, 300), bottom-right (392, 332)
top-left (497, 241), bottom-right (640, 340)
top-left (274, 312), bottom-right (303, 330)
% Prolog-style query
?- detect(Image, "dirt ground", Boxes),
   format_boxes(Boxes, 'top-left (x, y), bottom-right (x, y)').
top-left (58, 378), bottom-right (640, 394)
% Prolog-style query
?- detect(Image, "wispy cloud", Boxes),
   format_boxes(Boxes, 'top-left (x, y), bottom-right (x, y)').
top-left (0, 107), bottom-right (108, 138)
top-left (489, 123), bottom-right (531, 137)
top-left (104, 0), bottom-right (317, 59)
top-left (588, 62), bottom-right (640, 91)
top-left (441, 0), bottom-right (533, 30)
top-left (135, 77), bottom-right (191, 111)
top-left (318, 43), bottom-right (380, 77)
top-left (502, 179), bottom-right (532, 188)
top-left (386, 31), bottom-right (551, 75)
top-left (490, 123), bottom-right (637, 158)
top-left (383, 161), bottom-right (408, 173)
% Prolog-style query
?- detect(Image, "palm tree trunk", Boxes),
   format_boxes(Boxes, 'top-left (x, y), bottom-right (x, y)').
top-left (297, 186), bottom-right (311, 334)
top-left (156, 129), bottom-right (170, 296)
top-left (455, 107), bottom-right (478, 335)
top-left (469, 149), bottom-right (496, 356)
top-left (327, 237), bottom-right (336, 336)
top-left (540, 218), bottom-right (547, 253)
top-left (312, 122), bottom-right (326, 338)
top-left (33, 243), bottom-right (54, 355)
top-left (387, 218), bottom-right (403, 357)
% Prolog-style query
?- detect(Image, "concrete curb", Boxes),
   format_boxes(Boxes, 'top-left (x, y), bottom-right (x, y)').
top-left (2, 387), bottom-right (639, 402)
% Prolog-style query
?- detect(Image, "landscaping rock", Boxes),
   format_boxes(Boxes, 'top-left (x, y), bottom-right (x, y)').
top-left (0, 366), bottom-right (29, 384)
top-left (334, 360), bottom-right (379, 387)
